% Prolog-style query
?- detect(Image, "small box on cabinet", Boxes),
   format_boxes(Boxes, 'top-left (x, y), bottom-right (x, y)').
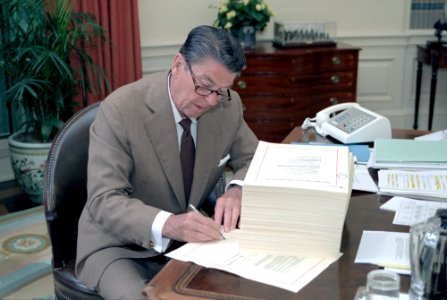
top-left (273, 21), bottom-right (337, 48)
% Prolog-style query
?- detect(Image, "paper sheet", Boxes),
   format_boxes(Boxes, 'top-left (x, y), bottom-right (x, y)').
top-left (355, 231), bottom-right (410, 274)
top-left (353, 164), bottom-right (378, 192)
top-left (380, 196), bottom-right (406, 212)
top-left (252, 146), bottom-right (340, 185)
top-left (166, 229), bottom-right (339, 293)
top-left (415, 130), bottom-right (447, 141)
top-left (377, 169), bottom-right (447, 200)
top-left (384, 197), bottom-right (447, 226)
top-left (244, 142), bottom-right (352, 192)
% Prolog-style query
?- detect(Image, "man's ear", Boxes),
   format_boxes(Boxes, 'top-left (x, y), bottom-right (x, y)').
top-left (171, 53), bottom-right (185, 76)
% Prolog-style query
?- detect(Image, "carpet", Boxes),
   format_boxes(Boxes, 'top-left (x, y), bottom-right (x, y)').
top-left (0, 206), bottom-right (52, 298)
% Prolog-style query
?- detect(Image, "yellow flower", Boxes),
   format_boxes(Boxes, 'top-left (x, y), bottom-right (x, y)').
top-left (212, 0), bottom-right (274, 34)
top-left (227, 10), bottom-right (236, 19)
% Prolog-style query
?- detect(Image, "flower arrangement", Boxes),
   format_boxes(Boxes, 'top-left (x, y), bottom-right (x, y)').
top-left (211, 0), bottom-right (274, 35)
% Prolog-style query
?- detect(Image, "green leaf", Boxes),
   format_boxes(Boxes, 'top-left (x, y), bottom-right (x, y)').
top-left (0, 0), bottom-right (110, 142)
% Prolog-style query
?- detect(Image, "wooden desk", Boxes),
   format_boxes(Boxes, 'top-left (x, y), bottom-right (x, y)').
top-left (144, 128), bottom-right (428, 300)
top-left (413, 44), bottom-right (447, 131)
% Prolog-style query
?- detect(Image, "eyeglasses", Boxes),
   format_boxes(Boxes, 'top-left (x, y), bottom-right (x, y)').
top-left (186, 61), bottom-right (232, 103)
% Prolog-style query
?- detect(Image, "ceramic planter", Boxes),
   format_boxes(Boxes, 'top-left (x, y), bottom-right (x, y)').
top-left (7, 132), bottom-right (51, 204)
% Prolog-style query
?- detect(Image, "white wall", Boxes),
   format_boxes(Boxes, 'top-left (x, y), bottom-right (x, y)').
top-left (138, 0), bottom-right (447, 132)
top-left (138, 0), bottom-right (409, 44)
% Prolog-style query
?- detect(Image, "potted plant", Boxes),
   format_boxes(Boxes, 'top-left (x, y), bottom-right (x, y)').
top-left (0, 0), bottom-right (109, 203)
top-left (210, 0), bottom-right (274, 48)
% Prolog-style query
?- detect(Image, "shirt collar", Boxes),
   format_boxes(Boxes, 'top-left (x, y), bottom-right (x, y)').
top-left (167, 71), bottom-right (197, 124)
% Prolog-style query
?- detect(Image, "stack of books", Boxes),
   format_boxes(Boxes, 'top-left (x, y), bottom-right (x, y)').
top-left (239, 141), bottom-right (354, 259)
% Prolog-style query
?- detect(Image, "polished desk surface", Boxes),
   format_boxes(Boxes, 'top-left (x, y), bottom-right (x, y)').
top-left (144, 128), bottom-right (429, 300)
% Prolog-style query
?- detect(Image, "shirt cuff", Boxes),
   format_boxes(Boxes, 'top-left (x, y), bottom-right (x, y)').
top-left (225, 179), bottom-right (244, 192)
top-left (151, 210), bottom-right (172, 253)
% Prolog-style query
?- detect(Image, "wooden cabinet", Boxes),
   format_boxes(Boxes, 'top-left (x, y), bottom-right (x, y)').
top-left (234, 43), bottom-right (360, 142)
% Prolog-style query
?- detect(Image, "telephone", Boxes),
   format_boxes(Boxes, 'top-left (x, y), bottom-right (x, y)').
top-left (301, 102), bottom-right (392, 144)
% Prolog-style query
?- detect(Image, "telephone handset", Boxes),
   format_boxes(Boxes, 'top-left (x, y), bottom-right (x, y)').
top-left (301, 102), bottom-right (392, 144)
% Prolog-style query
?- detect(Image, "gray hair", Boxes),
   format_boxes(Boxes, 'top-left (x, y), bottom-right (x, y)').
top-left (179, 25), bottom-right (246, 74)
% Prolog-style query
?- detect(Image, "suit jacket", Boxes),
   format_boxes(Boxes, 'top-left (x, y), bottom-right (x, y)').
top-left (75, 71), bottom-right (258, 287)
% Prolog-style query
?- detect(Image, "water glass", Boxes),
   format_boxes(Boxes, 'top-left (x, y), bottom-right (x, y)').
top-left (366, 270), bottom-right (400, 299)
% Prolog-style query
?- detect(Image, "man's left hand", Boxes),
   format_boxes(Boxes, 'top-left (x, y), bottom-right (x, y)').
top-left (213, 186), bottom-right (242, 232)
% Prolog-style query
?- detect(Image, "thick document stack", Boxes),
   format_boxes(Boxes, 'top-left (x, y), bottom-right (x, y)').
top-left (239, 141), bottom-right (354, 259)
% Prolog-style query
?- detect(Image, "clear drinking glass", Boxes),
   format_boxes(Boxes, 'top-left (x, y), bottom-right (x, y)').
top-left (366, 270), bottom-right (400, 299)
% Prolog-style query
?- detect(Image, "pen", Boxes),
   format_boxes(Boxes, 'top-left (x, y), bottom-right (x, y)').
top-left (188, 204), bottom-right (226, 240)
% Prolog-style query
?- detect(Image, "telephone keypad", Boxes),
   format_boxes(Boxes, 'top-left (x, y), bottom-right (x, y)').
top-left (328, 107), bottom-right (377, 134)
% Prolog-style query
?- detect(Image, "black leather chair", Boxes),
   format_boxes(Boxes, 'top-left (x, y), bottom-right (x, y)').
top-left (43, 102), bottom-right (225, 299)
top-left (43, 102), bottom-right (102, 300)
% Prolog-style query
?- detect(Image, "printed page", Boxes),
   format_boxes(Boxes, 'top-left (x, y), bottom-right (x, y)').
top-left (392, 197), bottom-right (447, 226)
top-left (378, 169), bottom-right (447, 199)
top-left (355, 231), bottom-right (410, 273)
top-left (166, 229), bottom-right (339, 293)
top-left (244, 141), bottom-right (350, 191)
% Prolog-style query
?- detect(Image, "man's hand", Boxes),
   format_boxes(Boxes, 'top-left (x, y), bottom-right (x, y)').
top-left (213, 186), bottom-right (242, 232)
top-left (162, 211), bottom-right (222, 242)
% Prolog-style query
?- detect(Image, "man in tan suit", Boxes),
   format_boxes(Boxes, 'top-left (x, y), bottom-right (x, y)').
top-left (75, 25), bottom-right (258, 299)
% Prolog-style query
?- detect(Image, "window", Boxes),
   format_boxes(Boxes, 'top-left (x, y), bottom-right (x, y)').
top-left (410, 0), bottom-right (447, 29)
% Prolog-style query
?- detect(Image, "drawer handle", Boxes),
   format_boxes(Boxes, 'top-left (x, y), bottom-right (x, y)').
top-left (330, 75), bottom-right (340, 84)
top-left (329, 97), bottom-right (338, 105)
top-left (242, 103), bottom-right (247, 111)
top-left (237, 80), bottom-right (247, 89)
top-left (332, 56), bottom-right (341, 65)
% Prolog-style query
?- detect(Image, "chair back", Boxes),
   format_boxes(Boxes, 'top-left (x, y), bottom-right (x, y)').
top-left (43, 102), bottom-right (100, 269)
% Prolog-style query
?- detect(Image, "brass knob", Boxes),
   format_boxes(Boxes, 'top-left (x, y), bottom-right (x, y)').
top-left (332, 56), bottom-right (341, 65)
top-left (330, 75), bottom-right (340, 84)
top-left (290, 76), bottom-right (296, 83)
top-left (237, 80), bottom-right (247, 89)
top-left (329, 97), bottom-right (338, 105)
